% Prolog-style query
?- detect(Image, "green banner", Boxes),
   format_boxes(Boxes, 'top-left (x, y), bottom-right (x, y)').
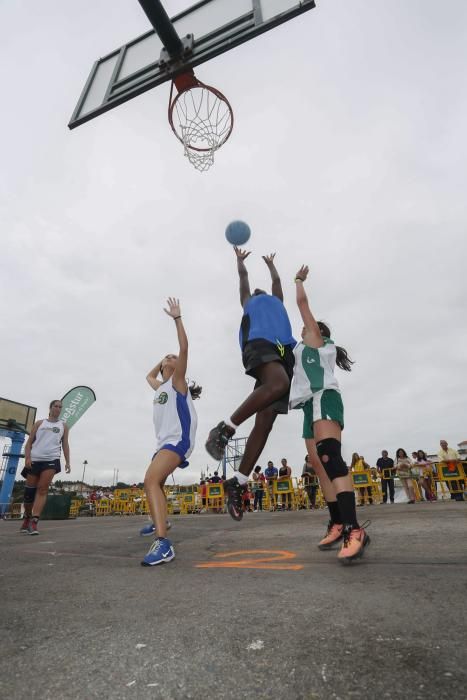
top-left (60, 386), bottom-right (96, 429)
top-left (352, 473), bottom-right (370, 486)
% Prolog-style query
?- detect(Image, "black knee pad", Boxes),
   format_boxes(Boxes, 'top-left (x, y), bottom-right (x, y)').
top-left (316, 438), bottom-right (348, 481)
top-left (24, 486), bottom-right (37, 504)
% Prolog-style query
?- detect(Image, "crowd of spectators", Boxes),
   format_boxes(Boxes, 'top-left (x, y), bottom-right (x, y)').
top-left (198, 438), bottom-right (465, 511)
top-left (354, 439), bottom-right (465, 503)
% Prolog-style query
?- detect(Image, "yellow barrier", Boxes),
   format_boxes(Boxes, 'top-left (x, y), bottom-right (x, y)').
top-left (76, 464), bottom-right (467, 519)
top-left (180, 493), bottom-right (197, 514)
top-left (436, 461), bottom-right (466, 497)
top-left (69, 500), bottom-right (81, 518)
top-left (299, 476), bottom-right (325, 509)
top-left (94, 498), bottom-right (112, 516)
top-left (272, 478), bottom-right (298, 511)
top-left (9, 503), bottom-right (23, 519)
top-left (206, 483), bottom-right (224, 512)
top-left (351, 470), bottom-right (380, 505)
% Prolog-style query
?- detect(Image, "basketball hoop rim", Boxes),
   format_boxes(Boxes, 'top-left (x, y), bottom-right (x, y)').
top-left (168, 74), bottom-right (234, 153)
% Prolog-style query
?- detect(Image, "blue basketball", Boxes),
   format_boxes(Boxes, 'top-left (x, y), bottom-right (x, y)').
top-left (225, 220), bottom-right (251, 246)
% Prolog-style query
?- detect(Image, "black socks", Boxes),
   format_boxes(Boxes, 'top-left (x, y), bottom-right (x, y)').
top-left (336, 491), bottom-right (359, 528)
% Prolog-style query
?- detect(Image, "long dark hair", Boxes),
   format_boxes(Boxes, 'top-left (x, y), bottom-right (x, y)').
top-left (159, 359), bottom-right (202, 399)
top-left (396, 448), bottom-right (408, 459)
top-left (417, 449), bottom-right (428, 461)
top-left (188, 381), bottom-right (202, 400)
top-left (318, 321), bottom-right (354, 372)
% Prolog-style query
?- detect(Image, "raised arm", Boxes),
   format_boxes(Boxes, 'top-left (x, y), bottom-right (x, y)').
top-left (294, 266), bottom-right (323, 348)
top-left (262, 253), bottom-right (283, 302)
top-left (164, 297), bottom-right (188, 395)
top-left (234, 246), bottom-right (251, 308)
top-left (146, 360), bottom-right (164, 391)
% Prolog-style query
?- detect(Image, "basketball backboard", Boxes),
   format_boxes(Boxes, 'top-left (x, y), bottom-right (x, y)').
top-left (69, 0), bottom-right (316, 129)
top-left (0, 398), bottom-right (37, 435)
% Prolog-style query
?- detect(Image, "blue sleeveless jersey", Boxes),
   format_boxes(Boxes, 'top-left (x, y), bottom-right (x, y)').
top-left (239, 294), bottom-right (295, 349)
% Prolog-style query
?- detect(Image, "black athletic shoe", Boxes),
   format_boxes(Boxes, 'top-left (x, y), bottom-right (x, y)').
top-left (205, 421), bottom-right (235, 461)
top-left (223, 477), bottom-right (246, 521)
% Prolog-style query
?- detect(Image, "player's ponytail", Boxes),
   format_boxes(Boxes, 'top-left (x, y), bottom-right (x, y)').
top-left (317, 321), bottom-right (354, 372)
top-left (335, 346), bottom-right (354, 372)
top-left (188, 381), bottom-right (202, 400)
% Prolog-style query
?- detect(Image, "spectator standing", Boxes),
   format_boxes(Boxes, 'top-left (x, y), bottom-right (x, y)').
top-left (242, 484), bottom-right (253, 512)
top-left (209, 471), bottom-right (222, 483)
top-left (264, 460), bottom-right (278, 510)
top-left (351, 453), bottom-right (373, 506)
top-left (414, 450), bottom-right (435, 501)
top-left (438, 440), bottom-right (464, 501)
top-left (376, 450), bottom-right (395, 504)
top-left (252, 465), bottom-right (265, 511)
top-left (302, 454), bottom-right (318, 508)
top-left (395, 448), bottom-right (415, 503)
top-left (411, 451), bottom-right (425, 501)
top-left (199, 479), bottom-right (207, 512)
top-left (278, 458), bottom-right (293, 510)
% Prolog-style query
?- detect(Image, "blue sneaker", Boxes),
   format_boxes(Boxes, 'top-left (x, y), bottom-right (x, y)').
top-left (139, 520), bottom-right (172, 537)
top-left (141, 538), bottom-right (175, 567)
top-left (139, 522), bottom-right (156, 536)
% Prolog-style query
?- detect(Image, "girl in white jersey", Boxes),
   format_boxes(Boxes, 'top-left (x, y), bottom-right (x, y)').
top-left (290, 266), bottom-right (370, 564)
top-left (141, 298), bottom-right (201, 567)
top-left (20, 399), bottom-right (71, 535)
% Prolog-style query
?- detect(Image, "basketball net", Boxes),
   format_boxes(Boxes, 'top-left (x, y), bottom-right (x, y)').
top-left (168, 72), bottom-right (234, 172)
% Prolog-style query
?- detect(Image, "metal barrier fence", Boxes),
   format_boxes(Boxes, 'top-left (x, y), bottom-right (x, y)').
top-left (3, 462), bottom-right (466, 518)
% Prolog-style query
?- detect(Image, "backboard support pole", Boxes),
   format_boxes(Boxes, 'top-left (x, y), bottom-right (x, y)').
top-left (0, 429), bottom-right (26, 517)
top-left (136, 0), bottom-right (184, 58)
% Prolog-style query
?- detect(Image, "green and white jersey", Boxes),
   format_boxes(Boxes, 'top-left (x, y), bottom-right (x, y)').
top-left (289, 339), bottom-right (340, 409)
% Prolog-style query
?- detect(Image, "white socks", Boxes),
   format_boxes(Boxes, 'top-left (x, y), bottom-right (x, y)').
top-left (224, 418), bottom-right (237, 430)
top-left (235, 471), bottom-right (249, 485)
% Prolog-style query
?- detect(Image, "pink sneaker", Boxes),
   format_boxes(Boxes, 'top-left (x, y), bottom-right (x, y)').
top-left (337, 525), bottom-right (370, 564)
top-left (318, 521), bottom-right (344, 550)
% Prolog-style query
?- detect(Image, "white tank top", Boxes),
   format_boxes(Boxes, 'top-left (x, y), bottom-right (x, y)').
top-left (31, 419), bottom-right (65, 460)
top-left (153, 378), bottom-right (197, 457)
top-left (290, 339), bottom-right (340, 409)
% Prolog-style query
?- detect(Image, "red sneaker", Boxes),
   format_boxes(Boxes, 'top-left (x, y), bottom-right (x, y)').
top-left (19, 517), bottom-right (30, 534)
top-left (337, 524), bottom-right (370, 564)
top-left (318, 521), bottom-right (344, 550)
top-left (28, 519), bottom-right (40, 536)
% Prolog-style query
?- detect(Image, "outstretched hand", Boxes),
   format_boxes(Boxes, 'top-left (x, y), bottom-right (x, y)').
top-left (164, 297), bottom-right (181, 319)
top-left (295, 265), bottom-right (309, 282)
top-left (262, 253), bottom-right (276, 268)
top-left (234, 246), bottom-right (251, 261)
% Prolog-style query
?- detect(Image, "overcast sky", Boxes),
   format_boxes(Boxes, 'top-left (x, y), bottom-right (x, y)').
top-left (1, 0), bottom-right (466, 486)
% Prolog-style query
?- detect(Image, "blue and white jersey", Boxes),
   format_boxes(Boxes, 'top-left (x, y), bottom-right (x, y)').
top-left (153, 378), bottom-right (197, 465)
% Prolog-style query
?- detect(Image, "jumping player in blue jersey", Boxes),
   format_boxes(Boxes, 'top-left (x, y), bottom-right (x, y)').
top-left (141, 297), bottom-right (201, 566)
top-left (205, 247), bottom-right (295, 520)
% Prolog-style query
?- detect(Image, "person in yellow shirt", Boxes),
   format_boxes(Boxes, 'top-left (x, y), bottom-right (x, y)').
top-left (438, 440), bottom-right (464, 502)
top-left (350, 453), bottom-right (373, 506)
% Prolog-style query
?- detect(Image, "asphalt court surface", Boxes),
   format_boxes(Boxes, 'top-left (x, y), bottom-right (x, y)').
top-left (1, 502), bottom-right (467, 699)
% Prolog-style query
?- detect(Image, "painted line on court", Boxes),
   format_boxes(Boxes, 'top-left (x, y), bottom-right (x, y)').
top-left (195, 549), bottom-right (303, 570)
top-left (20, 549), bottom-right (141, 562)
